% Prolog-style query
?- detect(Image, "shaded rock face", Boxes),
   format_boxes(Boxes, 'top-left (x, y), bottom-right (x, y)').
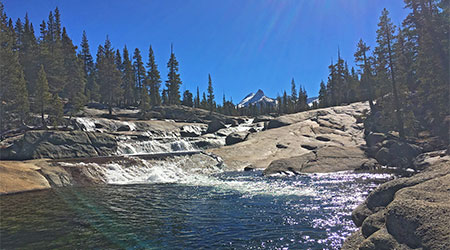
top-left (0, 131), bottom-right (117, 160)
top-left (266, 117), bottom-right (295, 129)
top-left (206, 120), bottom-right (227, 134)
top-left (264, 145), bottom-right (371, 175)
top-left (225, 132), bottom-right (249, 146)
top-left (374, 141), bottom-right (423, 168)
top-left (343, 152), bottom-right (450, 250)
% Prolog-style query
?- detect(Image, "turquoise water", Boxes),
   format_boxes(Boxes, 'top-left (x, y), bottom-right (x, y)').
top-left (0, 170), bottom-right (390, 249)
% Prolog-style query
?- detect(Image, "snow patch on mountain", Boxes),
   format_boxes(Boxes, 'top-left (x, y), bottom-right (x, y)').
top-left (237, 89), bottom-right (276, 108)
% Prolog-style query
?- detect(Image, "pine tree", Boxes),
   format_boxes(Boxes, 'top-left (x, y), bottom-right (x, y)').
top-left (326, 59), bottom-right (337, 106)
top-left (161, 89), bottom-right (168, 105)
top-left (298, 85), bottom-right (308, 111)
top-left (207, 74), bottom-right (215, 112)
top-left (182, 90), bottom-right (193, 107)
top-left (375, 8), bottom-right (405, 139)
top-left (20, 14), bottom-right (39, 98)
top-left (49, 93), bottom-right (63, 127)
top-left (97, 36), bottom-right (123, 115)
top-left (35, 65), bottom-right (51, 126)
top-left (0, 4), bottom-right (29, 131)
top-left (78, 30), bottom-right (98, 101)
top-left (282, 91), bottom-right (288, 114)
top-left (403, 0), bottom-right (449, 139)
top-left (146, 45), bottom-right (161, 106)
top-left (139, 87), bottom-right (151, 117)
top-left (318, 80), bottom-right (328, 108)
top-left (194, 86), bottom-right (200, 108)
top-left (122, 46), bottom-right (135, 106)
top-left (290, 78), bottom-right (297, 113)
top-left (354, 39), bottom-right (375, 112)
top-left (200, 92), bottom-right (207, 109)
top-left (61, 28), bottom-right (86, 118)
top-left (166, 45), bottom-right (182, 104)
top-left (40, 8), bottom-right (65, 95)
top-left (133, 48), bottom-right (145, 91)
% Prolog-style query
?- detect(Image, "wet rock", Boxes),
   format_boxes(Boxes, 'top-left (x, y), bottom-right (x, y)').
top-left (225, 132), bottom-right (249, 146)
top-left (206, 120), bottom-right (226, 134)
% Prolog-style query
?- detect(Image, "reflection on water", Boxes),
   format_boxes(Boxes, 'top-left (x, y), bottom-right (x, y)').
top-left (0, 170), bottom-right (390, 249)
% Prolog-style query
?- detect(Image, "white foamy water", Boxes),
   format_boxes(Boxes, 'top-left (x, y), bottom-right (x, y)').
top-left (59, 157), bottom-right (317, 197)
top-left (75, 117), bottom-right (97, 131)
top-left (117, 139), bottom-right (198, 155)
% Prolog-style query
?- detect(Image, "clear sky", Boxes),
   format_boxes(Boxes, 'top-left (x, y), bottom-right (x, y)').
top-left (3, 0), bottom-right (409, 104)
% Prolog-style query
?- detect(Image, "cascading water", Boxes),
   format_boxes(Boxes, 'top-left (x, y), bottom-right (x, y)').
top-left (116, 138), bottom-right (199, 155)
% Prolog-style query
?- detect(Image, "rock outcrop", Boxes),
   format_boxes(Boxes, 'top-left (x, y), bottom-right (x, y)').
top-left (0, 131), bottom-right (117, 160)
top-left (206, 120), bottom-right (227, 134)
top-left (365, 132), bottom-right (423, 169)
top-left (343, 151), bottom-right (450, 250)
top-left (209, 102), bottom-right (371, 172)
top-left (0, 160), bottom-right (51, 194)
top-left (0, 152), bottom-right (224, 195)
top-left (225, 132), bottom-right (249, 146)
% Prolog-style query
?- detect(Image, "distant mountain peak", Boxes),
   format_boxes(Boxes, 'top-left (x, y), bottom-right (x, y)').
top-left (237, 90), bottom-right (276, 108)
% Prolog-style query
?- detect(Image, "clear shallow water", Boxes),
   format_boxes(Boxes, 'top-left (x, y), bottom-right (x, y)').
top-left (0, 170), bottom-right (390, 249)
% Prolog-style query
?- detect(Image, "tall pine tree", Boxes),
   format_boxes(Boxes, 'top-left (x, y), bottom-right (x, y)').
top-left (166, 45), bottom-right (182, 105)
top-left (146, 45), bottom-right (161, 106)
top-left (207, 74), bottom-right (215, 112)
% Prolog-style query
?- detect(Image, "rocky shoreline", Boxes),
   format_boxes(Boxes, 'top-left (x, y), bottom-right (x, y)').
top-left (343, 150), bottom-right (449, 249)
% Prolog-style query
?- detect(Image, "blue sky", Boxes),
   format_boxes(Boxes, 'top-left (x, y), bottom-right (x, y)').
top-left (3, 0), bottom-right (409, 104)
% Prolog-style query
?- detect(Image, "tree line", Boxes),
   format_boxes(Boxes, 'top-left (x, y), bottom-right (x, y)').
top-left (2, 0), bottom-right (448, 140)
top-left (0, 2), bottom-right (314, 132)
top-left (318, 0), bottom-right (448, 140)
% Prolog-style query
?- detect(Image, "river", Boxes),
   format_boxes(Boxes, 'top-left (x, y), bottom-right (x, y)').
top-left (0, 166), bottom-right (390, 249)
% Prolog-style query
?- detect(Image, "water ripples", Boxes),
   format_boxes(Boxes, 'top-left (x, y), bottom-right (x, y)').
top-left (0, 170), bottom-right (391, 249)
